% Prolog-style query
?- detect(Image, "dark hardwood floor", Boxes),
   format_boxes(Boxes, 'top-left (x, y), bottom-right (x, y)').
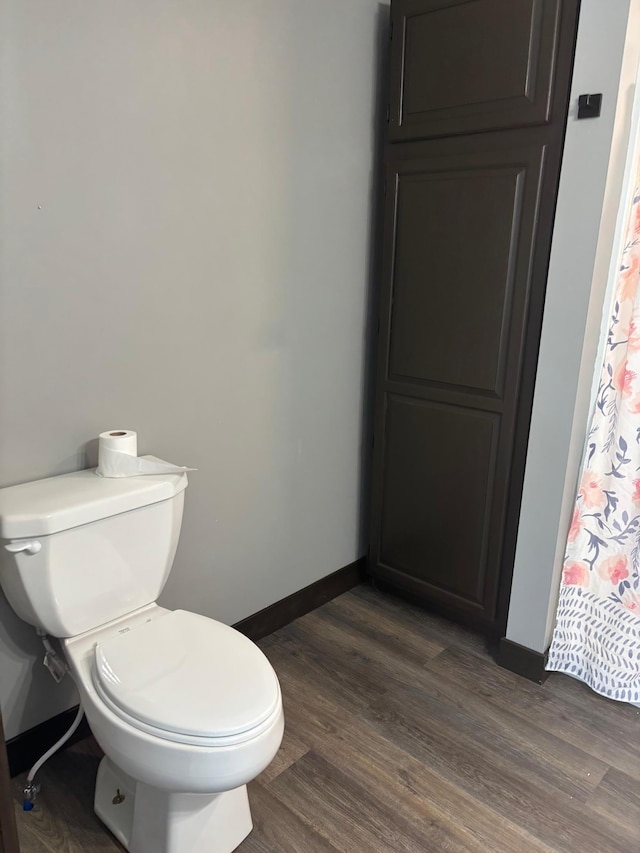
top-left (12, 584), bottom-right (640, 852)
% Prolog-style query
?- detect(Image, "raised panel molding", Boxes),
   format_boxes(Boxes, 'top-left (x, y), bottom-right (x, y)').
top-left (390, 0), bottom-right (562, 141)
top-left (388, 164), bottom-right (526, 395)
top-left (379, 395), bottom-right (500, 608)
top-left (385, 140), bottom-right (545, 399)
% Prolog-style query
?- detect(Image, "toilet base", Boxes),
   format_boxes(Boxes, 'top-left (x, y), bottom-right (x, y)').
top-left (95, 756), bottom-right (253, 853)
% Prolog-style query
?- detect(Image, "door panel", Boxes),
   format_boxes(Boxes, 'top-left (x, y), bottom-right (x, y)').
top-left (371, 134), bottom-right (546, 625)
top-left (388, 159), bottom-right (530, 395)
top-left (380, 395), bottom-right (499, 605)
top-left (389, 0), bottom-right (563, 141)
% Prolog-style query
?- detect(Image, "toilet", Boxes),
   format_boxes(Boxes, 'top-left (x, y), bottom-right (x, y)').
top-left (0, 466), bottom-right (284, 853)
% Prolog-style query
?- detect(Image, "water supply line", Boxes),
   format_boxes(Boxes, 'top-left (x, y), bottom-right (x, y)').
top-left (23, 632), bottom-right (85, 811)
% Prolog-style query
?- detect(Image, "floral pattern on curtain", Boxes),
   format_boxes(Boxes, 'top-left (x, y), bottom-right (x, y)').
top-left (547, 185), bottom-right (640, 703)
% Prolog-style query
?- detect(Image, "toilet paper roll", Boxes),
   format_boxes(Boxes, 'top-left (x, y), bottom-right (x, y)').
top-left (95, 430), bottom-right (196, 478)
top-left (98, 430), bottom-right (138, 467)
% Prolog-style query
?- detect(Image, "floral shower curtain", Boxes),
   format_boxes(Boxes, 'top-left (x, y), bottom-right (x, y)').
top-left (547, 183), bottom-right (640, 704)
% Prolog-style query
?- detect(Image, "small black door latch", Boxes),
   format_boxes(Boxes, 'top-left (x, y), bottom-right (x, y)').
top-left (578, 93), bottom-right (602, 119)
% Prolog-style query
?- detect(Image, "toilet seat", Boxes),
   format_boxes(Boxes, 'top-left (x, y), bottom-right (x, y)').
top-left (92, 609), bottom-right (281, 746)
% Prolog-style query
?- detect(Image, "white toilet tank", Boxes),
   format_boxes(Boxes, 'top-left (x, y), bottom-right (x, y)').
top-left (0, 464), bottom-right (188, 638)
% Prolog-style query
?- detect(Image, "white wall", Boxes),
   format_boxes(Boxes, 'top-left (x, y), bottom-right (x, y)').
top-left (506, 0), bottom-right (640, 653)
top-left (0, 0), bottom-right (387, 739)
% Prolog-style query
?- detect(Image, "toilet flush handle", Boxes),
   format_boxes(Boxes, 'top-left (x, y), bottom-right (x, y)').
top-left (5, 540), bottom-right (42, 555)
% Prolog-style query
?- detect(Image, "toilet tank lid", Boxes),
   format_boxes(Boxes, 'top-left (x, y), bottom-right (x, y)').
top-left (0, 459), bottom-right (188, 539)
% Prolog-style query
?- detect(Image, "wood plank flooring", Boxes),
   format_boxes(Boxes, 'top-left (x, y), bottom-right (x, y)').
top-left (11, 584), bottom-right (640, 852)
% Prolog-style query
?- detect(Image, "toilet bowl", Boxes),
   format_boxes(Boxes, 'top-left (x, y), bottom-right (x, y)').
top-left (64, 603), bottom-right (284, 852)
top-left (0, 466), bottom-right (285, 853)
top-left (65, 603), bottom-right (284, 794)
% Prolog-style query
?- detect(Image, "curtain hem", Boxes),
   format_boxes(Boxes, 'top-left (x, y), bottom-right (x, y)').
top-left (546, 586), bottom-right (640, 704)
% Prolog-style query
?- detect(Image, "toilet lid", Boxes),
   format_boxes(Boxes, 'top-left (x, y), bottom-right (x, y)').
top-left (94, 610), bottom-right (280, 739)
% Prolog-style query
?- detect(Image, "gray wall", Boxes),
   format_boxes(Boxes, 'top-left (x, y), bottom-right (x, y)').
top-left (0, 0), bottom-right (387, 739)
top-left (506, 0), bottom-right (640, 652)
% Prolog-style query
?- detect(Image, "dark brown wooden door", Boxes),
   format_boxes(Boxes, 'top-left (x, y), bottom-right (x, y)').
top-left (369, 0), bottom-right (579, 635)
